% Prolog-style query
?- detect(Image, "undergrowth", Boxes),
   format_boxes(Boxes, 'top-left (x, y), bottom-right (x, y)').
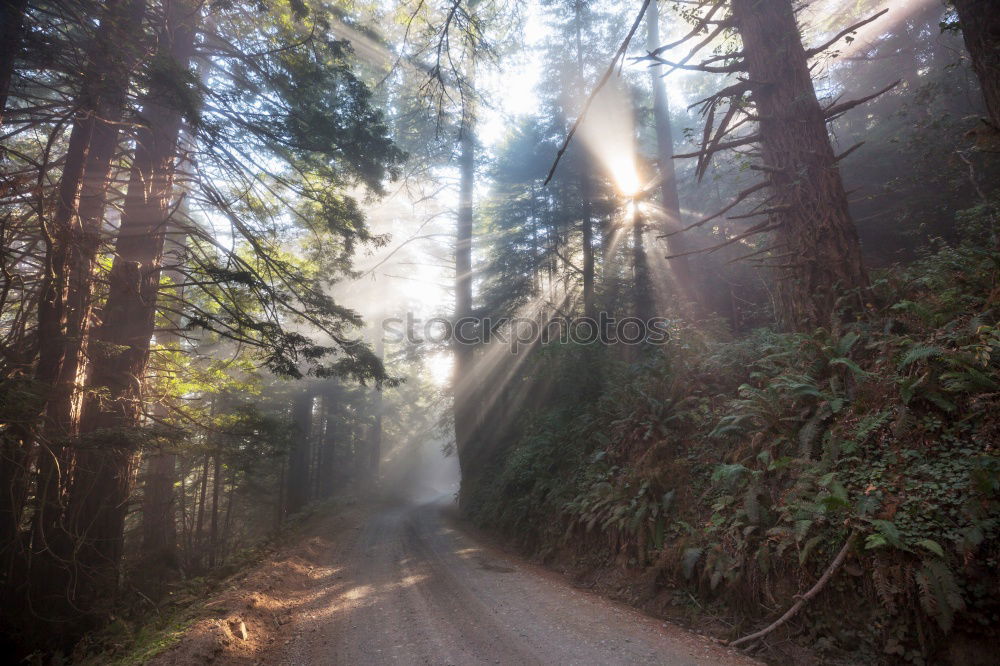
top-left (465, 204), bottom-right (1000, 664)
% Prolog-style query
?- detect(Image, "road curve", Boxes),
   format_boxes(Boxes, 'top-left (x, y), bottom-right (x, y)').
top-left (270, 499), bottom-right (757, 666)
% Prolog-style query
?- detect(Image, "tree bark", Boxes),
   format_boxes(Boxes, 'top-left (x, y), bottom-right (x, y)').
top-left (195, 453), bottom-right (208, 562)
top-left (953, 0), bottom-right (1000, 130)
top-left (319, 401), bottom-right (337, 498)
top-left (27, 0), bottom-right (147, 634)
top-left (633, 215), bottom-right (653, 323)
top-left (61, 0), bottom-right (198, 616)
top-left (368, 338), bottom-right (383, 485)
top-left (286, 390), bottom-right (314, 513)
top-left (731, 0), bottom-right (868, 330)
top-left (209, 454), bottom-right (221, 567)
top-left (574, 1), bottom-right (595, 319)
top-left (140, 448), bottom-right (177, 570)
top-left (138, 223), bottom-right (188, 580)
top-left (453, 60), bottom-right (477, 475)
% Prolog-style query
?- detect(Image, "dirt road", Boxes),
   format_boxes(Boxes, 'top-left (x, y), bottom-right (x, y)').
top-left (157, 498), bottom-right (757, 665)
top-left (262, 499), bottom-right (754, 666)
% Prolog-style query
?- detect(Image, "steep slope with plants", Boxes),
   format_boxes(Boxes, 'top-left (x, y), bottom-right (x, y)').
top-left (465, 205), bottom-right (1000, 663)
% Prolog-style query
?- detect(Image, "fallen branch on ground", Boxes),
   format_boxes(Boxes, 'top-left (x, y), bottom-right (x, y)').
top-left (728, 531), bottom-right (859, 649)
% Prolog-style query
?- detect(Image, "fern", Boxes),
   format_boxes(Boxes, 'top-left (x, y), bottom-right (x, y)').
top-left (898, 344), bottom-right (944, 370)
top-left (916, 559), bottom-right (965, 632)
top-left (852, 409), bottom-right (892, 445)
top-left (872, 562), bottom-right (898, 614)
top-left (940, 365), bottom-right (1000, 394)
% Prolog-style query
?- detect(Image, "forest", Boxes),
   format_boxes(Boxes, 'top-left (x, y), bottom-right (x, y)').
top-left (0, 0), bottom-right (998, 663)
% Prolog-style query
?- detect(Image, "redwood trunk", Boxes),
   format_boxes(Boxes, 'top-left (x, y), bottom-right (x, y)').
top-left (27, 0), bottom-right (146, 631)
top-left (64, 0), bottom-right (198, 614)
top-left (195, 454), bottom-right (209, 558)
top-left (574, 2), bottom-right (595, 319)
top-left (140, 450), bottom-right (177, 573)
top-left (453, 67), bottom-right (477, 473)
top-left (286, 390), bottom-right (314, 513)
top-left (209, 454), bottom-right (221, 567)
top-left (319, 405), bottom-right (337, 498)
top-left (138, 248), bottom-right (186, 577)
top-left (953, 0), bottom-right (1000, 129)
top-left (368, 339), bottom-right (383, 484)
top-left (731, 0), bottom-right (868, 330)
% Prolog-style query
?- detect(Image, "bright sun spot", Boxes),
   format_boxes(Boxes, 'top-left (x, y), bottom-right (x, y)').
top-left (608, 155), bottom-right (641, 197)
top-left (426, 352), bottom-right (453, 387)
top-left (576, 78), bottom-right (641, 199)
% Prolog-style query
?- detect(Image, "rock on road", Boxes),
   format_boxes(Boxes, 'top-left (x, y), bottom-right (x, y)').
top-left (263, 499), bottom-right (757, 666)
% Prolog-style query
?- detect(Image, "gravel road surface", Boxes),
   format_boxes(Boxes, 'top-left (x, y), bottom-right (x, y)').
top-left (267, 499), bottom-right (758, 666)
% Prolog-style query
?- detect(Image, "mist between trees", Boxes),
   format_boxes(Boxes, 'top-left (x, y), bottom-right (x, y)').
top-left (1, 0), bottom-right (999, 663)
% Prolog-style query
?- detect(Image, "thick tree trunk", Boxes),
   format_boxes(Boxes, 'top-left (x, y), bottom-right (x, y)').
top-left (953, 0), bottom-right (1000, 129)
top-left (286, 390), bottom-right (314, 513)
top-left (27, 0), bottom-right (147, 637)
top-left (647, 0), bottom-right (698, 317)
top-left (731, 0), bottom-right (868, 330)
top-left (62, 0), bottom-right (198, 616)
top-left (0, 0), bottom-right (28, 126)
top-left (138, 229), bottom-right (188, 581)
top-left (140, 449), bottom-right (177, 568)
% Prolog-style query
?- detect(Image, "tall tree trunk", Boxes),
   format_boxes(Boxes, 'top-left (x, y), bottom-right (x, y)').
top-left (138, 216), bottom-right (189, 582)
top-left (27, 0), bottom-right (147, 636)
top-left (286, 390), bottom-right (314, 513)
top-left (368, 337), bottom-right (383, 485)
top-left (275, 456), bottom-right (286, 528)
top-left (208, 454), bottom-right (221, 567)
top-left (952, 0), bottom-right (1000, 130)
top-left (633, 216), bottom-right (653, 323)
top-left (453, 63), bottom-right (477, 475)
top-left (0, 0), bottom-right (28, 126)
top-left (138, 228), bottom-right (187, 582)
top-left (178, 455), bottom-right (190, 564)
top-left (195, 453), bottom-right (208, 563)
top-left (140, 449), bottom-right (177, 570)
top-left (731, 0), bottom-right (868, 330)
top-left (319, 402), bottom-right (337, 498)
top-left (60, 0), bottom-right (198, 618)
top-left (647, 0), bottom-right (698, 316)
top-left (220, 470), bottom-right (235, 564)
top-left (581, 192), bottom-right (595, 317)
top-left (574, 1), bottom-right (595, 319)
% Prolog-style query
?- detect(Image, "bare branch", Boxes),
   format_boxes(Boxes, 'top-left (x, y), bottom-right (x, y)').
top-left (660, 181), bottom-right (771, 238)
top-left (672, 133), bottom-right (759, 160)
top-left (806, 9), bottom-right (888, 58)
top-left (824, 80), bottom-right (899, 121)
